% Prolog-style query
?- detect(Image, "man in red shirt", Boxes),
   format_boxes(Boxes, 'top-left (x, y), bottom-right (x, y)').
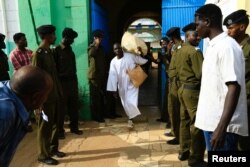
top-left (9, 33), bottom-right (32, 72)
top-left (9, 32), bottom-right (33, 132)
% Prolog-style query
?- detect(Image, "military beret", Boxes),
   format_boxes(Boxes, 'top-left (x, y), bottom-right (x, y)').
top-left (0, 33), bottom-right (5, 41)
top-left (92, 29), bottom-right (104, 38)
top-left (182, 23), bottom-right (196, 33)
top-left (160, 37), bottom-right (169, 43)
top-left (62, 27), bottom-right (78, 38)
top-left (37, 25), bottom-right (56, 35)
top-left (223, 9), bottom-right (249, 26)
top-left (166, 27), bottom-right (180, 37)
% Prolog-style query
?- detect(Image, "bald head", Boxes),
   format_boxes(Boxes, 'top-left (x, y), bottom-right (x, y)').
top-left (10, 65), bottom-right (52, 95)
top-left (10, 65), bottom-right (53, 109)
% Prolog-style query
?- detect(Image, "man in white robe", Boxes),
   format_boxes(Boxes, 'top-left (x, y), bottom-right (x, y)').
top-left (107, 43), bottom-right (148, 128)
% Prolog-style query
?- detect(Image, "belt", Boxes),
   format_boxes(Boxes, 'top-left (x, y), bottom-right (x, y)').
top-left (183, 84), bottom-right (200, 90)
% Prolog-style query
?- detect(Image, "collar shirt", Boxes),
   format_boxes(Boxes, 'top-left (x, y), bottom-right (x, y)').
top-left (9, 48), bottom-right (32, 70)
top-left (0, 81), bottom-right (29, 167)
top-left (195, 32), bottom-right (248, 136)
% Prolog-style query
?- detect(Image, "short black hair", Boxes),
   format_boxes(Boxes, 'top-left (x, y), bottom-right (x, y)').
top-left (195, 4), bottom-right (222, 27)
top-left (92, 29), bottom-right (104, 38)
top-left (13, 33), bottom-right (25, 43)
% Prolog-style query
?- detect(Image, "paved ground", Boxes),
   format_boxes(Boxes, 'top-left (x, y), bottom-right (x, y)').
top-left (9, 106), bottom-right (207, 167)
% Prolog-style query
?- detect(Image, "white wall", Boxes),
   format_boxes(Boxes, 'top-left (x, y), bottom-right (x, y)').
top-left (0, 0), bottom-right (20, 42)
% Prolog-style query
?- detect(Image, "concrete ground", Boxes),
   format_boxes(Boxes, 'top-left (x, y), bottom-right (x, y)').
top-left (9, 106), bottom-right (209, 167)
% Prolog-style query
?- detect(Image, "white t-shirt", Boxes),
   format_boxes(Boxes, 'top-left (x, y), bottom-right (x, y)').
top-left (195, 32), bottom-right (248, 136)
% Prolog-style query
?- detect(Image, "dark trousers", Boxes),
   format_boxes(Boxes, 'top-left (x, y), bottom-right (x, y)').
top-left (178, 86), bottom-right (205, 165)
top-left (238, 100), bottom-right (250, 151)
top-left (105, 91), bottom-right (117, 117)
top-left (37, 101), bottom-right (59, 160)
top-left (168, 79), bottom-right (180, 139)
top-left (58, 79), bottom-right (79, 133)
top-left (90, 82), bottom-right (105, 121)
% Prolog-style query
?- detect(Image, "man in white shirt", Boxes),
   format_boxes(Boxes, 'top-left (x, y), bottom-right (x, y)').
top-left (194, 3), bottom-right (248, 153)
top-left (107, 43), bottom-right (147, 128)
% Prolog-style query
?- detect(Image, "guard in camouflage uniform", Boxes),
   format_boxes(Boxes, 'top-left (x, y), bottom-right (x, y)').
top-left (224, 9), bottom-right (250, 151)
top-left (175, 23), bottom-right (205, 166)
top-left (165, 27), bottom-right (183, 145)
top-left (32, 25), bottom-right (65, 165)
top-left (0, 33), bottom-right (10, 81)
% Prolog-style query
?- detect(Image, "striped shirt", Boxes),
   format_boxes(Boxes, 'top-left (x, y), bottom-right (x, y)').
top-left (9, 48), bottom-right (32, 70)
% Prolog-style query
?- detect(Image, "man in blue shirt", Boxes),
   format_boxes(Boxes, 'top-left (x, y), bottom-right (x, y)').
top-left (0, 65), bottom-right (53, 167)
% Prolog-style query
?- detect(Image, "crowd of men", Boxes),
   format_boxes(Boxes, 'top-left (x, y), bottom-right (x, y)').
top-left (157, 4), bottom-right (250, 167)
top-left (0, 3), bottom-right (250, 167)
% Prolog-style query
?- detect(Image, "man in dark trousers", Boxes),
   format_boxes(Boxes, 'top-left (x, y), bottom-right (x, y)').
top-left (55, 27), bottom-right (83, 139)
top-left (88, 29), bottom-right (108, 123)
top-left (224, 9), bottom-right (250, 151)
top-left (0, 33), bottom-right (10, 81)
top-left (32, 25), bottom-right (65, 165)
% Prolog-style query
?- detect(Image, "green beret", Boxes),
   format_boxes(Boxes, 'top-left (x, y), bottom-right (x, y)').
top-left (62, 27), bottom-right (78, 38)
top-left (182, 23), bottom-right (196, 33)
top-left (166, 27), bottom-right (180, 37)
top-left (223, 9), bottom-right (249, 26)
top-left (37, 25), bottom-right (56, 36)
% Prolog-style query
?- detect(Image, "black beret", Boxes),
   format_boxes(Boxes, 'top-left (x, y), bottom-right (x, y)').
top-left (166, 27), bottom-right (180, 37)
top-left (92, 29), bottom-right (104, 38)
top-left (182, 23), bottom-right (196, 33)
top-left (223, 9), bottom-right (249, 26)
top-left (62, 27), bottom-right (78, 38)
top-left (160, 37), bottom-right (169, 42)
top-left (37, 25), bottom-right (56, 36)
top-left (0, 33), bottom-right (5, 41)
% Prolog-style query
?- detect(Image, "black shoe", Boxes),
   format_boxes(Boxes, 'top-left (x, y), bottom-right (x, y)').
top-left (164, 132), bottom-right (174, 137)
top-left (94, 119), bottom-right (105, 123)
top-left (167, 138), bottom-right (179, 145)
top-left (50, 151), bottom-right (66, 158)
top-left (70, 129), bottom-right (83, 135)
top-left (188, 161), bottom-right (207, 167)
top-left (38, 157), bottom-right (59, 165)
top-left (156, 118), bottom-right (167, 123)
top-left (178, 151), bottom-right (190, 161)
top-left (113, 114), bottom-right (122, 118)
top-left (26, 125), bottom-right (33, 132)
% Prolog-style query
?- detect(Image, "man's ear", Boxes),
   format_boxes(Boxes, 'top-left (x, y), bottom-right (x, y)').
top-left (239, 24), bottom-right (247, 32)
top-left (205, 18), bottom-right (211, 27)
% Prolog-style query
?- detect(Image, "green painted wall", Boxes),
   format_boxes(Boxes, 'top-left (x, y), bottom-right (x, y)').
top-left (18, 0), bottom-right (91, 120)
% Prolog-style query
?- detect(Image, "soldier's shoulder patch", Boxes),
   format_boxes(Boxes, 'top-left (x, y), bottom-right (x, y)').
top-left (37, 48), bottom-right (45, 54)
top-left (195, 47), bottom-right (201, 51)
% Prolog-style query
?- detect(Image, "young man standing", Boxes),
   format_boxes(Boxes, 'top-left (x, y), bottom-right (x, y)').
top-left (54, 28), bottom-right (83, 139)
top-left (9, 33), bottom-right (33, 72)
top-left (195, 4), bottom-right (248, 153)
top-left (32, 25), bottom-right (65, 165)
top-left (224, 9), bottom-right (250, 151)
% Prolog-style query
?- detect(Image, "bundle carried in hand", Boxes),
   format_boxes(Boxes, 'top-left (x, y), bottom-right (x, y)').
top-left (127, 65), bottom-right (148, 88)
top-left (121, 32), bottom-right (148, 56)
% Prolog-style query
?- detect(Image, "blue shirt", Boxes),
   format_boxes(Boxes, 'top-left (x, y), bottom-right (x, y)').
top-left (0, 81), bottom-right (29, 167)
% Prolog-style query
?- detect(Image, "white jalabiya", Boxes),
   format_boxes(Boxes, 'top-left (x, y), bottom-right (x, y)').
top-left (107, 52), bottom-right (148, 119)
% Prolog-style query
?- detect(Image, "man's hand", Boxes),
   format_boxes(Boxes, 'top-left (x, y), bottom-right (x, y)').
top-left (210, 127), bottom-right (226, 150)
